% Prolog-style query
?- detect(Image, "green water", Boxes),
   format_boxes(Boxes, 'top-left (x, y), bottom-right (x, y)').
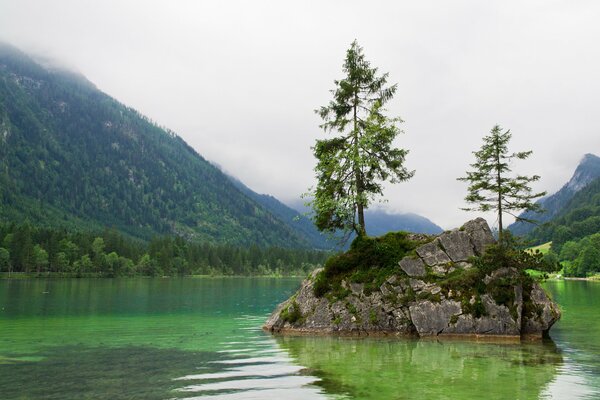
top-left (0, 278), bottom-right (598, 399)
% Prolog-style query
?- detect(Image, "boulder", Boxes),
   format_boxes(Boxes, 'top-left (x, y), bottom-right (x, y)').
top-left (461, 218), bottom-right (495, 255)
top-left (399, 257), bottom-right (426, 277)
top-left (409, 300), bottom-right (462, 336)
top-left (438, 229), bottom-right (475, 262)
top-left (416, 239), bottom-right (451, 266)
top-left (521, 285), bottom-right (562, 338)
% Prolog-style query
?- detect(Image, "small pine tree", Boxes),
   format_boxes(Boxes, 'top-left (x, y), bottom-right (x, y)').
top-left (458, 125), bottom-right (546, 243)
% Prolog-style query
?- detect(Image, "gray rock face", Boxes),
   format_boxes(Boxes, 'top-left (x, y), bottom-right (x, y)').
top-left (438, 230), bottom-right (475, 262)
top-left (264, 219), bottom-right (560, 340)
top-left (461, 218), bottom-right (495, 255)
top-left (416, 239), bottom-right (451, 266)
top-left (443, 294), bottom-right (521, 336)
top-left (399, 257), bottom-right (426, 277)
top-left (522, 285), bottom-right (562, 338)
top-left (409, 300), bottom-right (462, 335)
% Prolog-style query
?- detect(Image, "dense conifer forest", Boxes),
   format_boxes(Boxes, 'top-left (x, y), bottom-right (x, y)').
top-left (0, 222), bottom-right (329, 277)
top-left (526, 177), bottom-right (600, 276)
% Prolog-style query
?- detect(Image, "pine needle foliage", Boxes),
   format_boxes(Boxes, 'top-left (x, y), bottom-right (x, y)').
top-left (458, 125), bottom-right (546, 242)
top-left (308, 40), bottom-right (414, 237)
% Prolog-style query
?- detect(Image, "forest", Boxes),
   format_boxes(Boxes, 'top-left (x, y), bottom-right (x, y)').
top-left (526, 177), bottom-right (600, 277)
top-left (0, 222), bottom-right (329, 277)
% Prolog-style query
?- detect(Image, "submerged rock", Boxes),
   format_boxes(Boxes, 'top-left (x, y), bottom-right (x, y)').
top-left (264, 219), bottom-right (560, 339)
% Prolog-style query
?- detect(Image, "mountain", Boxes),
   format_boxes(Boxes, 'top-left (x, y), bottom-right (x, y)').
top-left (286, 199), bottom-right (443, 239)
top-left (231, 178), bottom-right (443, 247)
top-left (228, 177), bottom-right (334, 249)
top-left (361, 210), bottom-right (443, 236)
top-left (527, 177), bottom-right (600, 251)
top-left (509, 153), bottom-right (600, 236)
top-left (0, 43), bottom-right (312, 247)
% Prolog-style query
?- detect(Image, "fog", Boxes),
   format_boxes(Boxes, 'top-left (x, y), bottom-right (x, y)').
top-left (1, 0), bottom-right (599, 229)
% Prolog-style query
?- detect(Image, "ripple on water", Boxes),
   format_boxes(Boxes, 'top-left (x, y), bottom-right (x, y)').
top-left (172, 316), bottom-right (333, 400)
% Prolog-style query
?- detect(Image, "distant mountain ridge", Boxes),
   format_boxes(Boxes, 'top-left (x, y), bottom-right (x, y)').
top-left (509, 153), bottom-right (600, 236)
top-left (230, 177), bottom-right (443, 248)
top-left (228, 177), bottom-right (334, 249)
top-left (286, 199), bottom-right (443, 238)
top-left (360, 210), bottom-right (443, 236)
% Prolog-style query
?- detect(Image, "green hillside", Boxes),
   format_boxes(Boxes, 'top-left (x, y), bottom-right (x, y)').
top-left (509, 153), bottom-right (600, 236)
top-left (528, 177), bottom-right (600, 251)
top-left (0, 43), bottom-right (310, 247)
top-left (526, 177), bottom-right (600, 277)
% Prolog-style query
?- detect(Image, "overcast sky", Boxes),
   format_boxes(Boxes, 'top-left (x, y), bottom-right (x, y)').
top-left (1, 0), bottom-right (599, 229)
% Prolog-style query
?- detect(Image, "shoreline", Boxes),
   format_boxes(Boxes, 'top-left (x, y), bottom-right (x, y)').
top-left (264, 326), bottom-right (545, 343)
top-left (0, 272), bottom-right (307, 279)
top-left (562, 276), bottom-right (600, 282)
top-left (3, 272), bottom-right (599, 281)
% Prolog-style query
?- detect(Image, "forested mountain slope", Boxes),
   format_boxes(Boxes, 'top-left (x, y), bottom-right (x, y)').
top-left (0, 43), bottom-right (310, 247)
top-left (509, 154), bottom-right (600, 236)
top-left (528, 177), bottom-right (600, 251)
top-left (229, 177), bottom-right (335, 249)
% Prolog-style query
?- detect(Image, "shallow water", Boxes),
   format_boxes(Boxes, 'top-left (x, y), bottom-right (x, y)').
top-left (0, 278), bottom-right (598, 399)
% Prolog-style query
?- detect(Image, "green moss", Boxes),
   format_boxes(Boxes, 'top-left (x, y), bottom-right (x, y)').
top-left (416, 291), bottom-right (441, 303)
top-left (487, 276), bottom-right (519, 320)
top-left (398, 287), bottom-right (416, 306)
top-left (313, 231), bottom-right (430, 297)
top-left (345, 301), bottom-right (358, 316)
top-left (461, 295), bottom-right (487, 318)
top-left (438, 267), bottom-right (485, 294)
top-left (369, 310), bottom-right (378, 324)
top-left (281, 301), bottom-right (303, 324)
top-left (313, 271), bottom-right (330, 297)
top-left (383, 292), bottom-right (399, 306)
top-left (332, 316), bottom-right (342, 325)
top-left (449, 314), bottom-right (459, 324)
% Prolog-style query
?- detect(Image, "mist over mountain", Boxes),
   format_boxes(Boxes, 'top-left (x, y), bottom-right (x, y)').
top-left (227, 176), bottom-right (335, 249)
top-left (0, 43), bottom-right (312, 247)
top-left (230, 178), bottom-right (443, 250)
top-left (288, 200), bottom-right (442, 236)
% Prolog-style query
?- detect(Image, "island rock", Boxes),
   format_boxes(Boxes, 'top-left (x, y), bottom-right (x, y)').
top-left (264, 218), bottom-right (560, 339)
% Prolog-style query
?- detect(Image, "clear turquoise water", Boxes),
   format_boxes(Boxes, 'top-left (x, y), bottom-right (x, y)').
top-left (0, 278), bottom-right (598, 399)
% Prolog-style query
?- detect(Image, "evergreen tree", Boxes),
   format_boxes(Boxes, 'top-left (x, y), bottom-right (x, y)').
top-left (309, 40), bottom-right (413, 237)
top-left (0, 247), bottom-right (10, 272)
top-left (32, 244), bottom-right (48, 274)
top-left (458, 125), bottom-right (546, 242)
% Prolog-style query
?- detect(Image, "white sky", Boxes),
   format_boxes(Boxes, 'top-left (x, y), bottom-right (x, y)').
top-left (1, 0), bottom-right (599, 229)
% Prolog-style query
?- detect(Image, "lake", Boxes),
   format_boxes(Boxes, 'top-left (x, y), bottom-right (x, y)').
top-left (0, 278), bottom-right (599, 399)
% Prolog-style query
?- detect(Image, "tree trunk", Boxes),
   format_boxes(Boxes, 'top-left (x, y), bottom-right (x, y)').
top-left (357, 203), bottom-right (366, 236)
top-left (353, 92), bottom-right (366, 237)
top-left (496, 137), bottom-right (503, 244)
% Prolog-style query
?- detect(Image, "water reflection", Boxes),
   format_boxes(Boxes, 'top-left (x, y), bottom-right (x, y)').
top-left (1, 278), bottom-right (599, 399)
top-left (276, 336), bottom-right (563, 400)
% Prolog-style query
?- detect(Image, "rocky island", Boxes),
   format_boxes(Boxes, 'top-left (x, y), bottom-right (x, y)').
top-left (264, 219), bottom-right (560, 339)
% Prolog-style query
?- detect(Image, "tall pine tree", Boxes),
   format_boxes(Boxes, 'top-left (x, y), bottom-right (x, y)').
top-left (309, 41), bottom-right (413, 237)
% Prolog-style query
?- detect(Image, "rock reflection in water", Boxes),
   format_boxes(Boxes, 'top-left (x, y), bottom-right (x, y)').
top-left (276, 336), bottom-right (562, 399)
